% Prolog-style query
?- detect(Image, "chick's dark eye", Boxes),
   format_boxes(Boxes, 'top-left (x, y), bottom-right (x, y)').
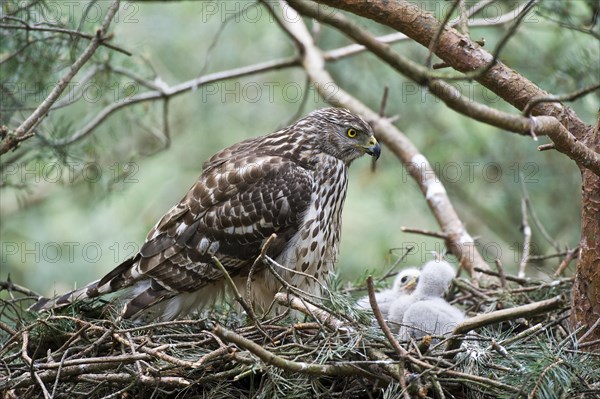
top-left (401, 276), bottom-right (408, 283)
top-left (346, 128), bottom-right (357, 138)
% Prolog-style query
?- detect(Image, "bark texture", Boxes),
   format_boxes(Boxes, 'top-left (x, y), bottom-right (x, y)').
top-left (571, 122), bottom-right (600, 349)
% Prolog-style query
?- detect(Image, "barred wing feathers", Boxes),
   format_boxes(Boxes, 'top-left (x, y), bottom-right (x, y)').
top-left (33, 153), bottom-right (313, 319)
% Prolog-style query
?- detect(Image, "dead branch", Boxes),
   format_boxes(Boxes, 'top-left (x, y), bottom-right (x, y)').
top-left (213, 324), bottom-right (379, 379)
top-left (0, 17), bottom-right (131, 55)
top-left (554, 246), bottom-right (580, 277)
top-left (445, 295), bottom-right (563, 351)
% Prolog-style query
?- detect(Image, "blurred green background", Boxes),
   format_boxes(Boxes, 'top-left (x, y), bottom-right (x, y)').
top-left (1, 0), bottom-right (597, 297)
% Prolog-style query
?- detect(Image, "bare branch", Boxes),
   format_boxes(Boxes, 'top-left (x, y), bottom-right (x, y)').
top-left (554, 246), bottom-right (580, 277)
top-left (312, 0), bottom-right (588, 135)
top-left (425, 0), bottom-right (460, 69)
top-left (523, 82), bottom-right (600, 116)
top-left (282, 0), bottom-right (491, 279)
top-left (213, 324), bottom-right (378, 379)
top-left (211, 256), bottom-right (271, 342)
top-left (0, 0), bottom-right (122, 156)
top-left (287, 0), bottom-right (600, 177)
top-left (0, 18), bottom-right (131, 55)
top-left (401, 227), bottom-right (448, 240)
top-left (445, 295), bottom-right (563, 351)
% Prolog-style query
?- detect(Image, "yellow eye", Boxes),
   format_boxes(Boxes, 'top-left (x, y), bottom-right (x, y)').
top-left (346, 128), bottom-right (357, 138)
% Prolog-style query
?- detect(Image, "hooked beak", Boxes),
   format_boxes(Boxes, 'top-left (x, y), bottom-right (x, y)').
top-left (363, 136), bottom-right (381, 160)
top-left (404, 278), bottom-right (418, 293)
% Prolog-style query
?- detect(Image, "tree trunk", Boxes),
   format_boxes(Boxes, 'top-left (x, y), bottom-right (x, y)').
top-left (571, 120), bottom-right (600, 350)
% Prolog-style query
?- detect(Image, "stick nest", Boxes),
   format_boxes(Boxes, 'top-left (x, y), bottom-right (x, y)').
top-left (1, 269), bottom-right (599, 399)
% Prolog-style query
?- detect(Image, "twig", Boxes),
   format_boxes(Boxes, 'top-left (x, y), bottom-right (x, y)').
top-left (0, 20), bottom-right (131, 55)
top-left (523, 82), bottom-right (600, 116)
top-left (274, 292), bottom-right (347, 332)
top-left (401, 227), bottom-right (448, 240)
top-left (0, 320), bottom-right (17, 335)
top-left (457, 0), bottom-right (469, 36)
top-left (554, 246), bottom-right (580, 277)
top-left (425, 0), bottom-right (460, 68)
top-left (518, 198), bottom-right (532, 278)
top-left (493, 259), bottom-right (507, 288)
top-left (473, 267), bottom-right (529, 284)
top-left (369, 246), bottom-right (415, 287)
top-left (529, 359), bottom-right (564, 399)
top-left (366, 276), bottom-right (411, 399)
top-left (246, 233), bottom-right (277, 307)
top-left (0, 0), bottom-right (121, 156)
top-left (74, 373), bottom-right (190, 387)
top-left (372, 85), bottom-right (390, 171)
top-left (0, 279), bottom-right (42, 297)
top-left (524, 184), bottom-right (562, 255)
top-left (537, 143), bottom-right (556, 151)
top-left (497, 323), bottom-right (544, 347)
top-left (211, 256), bottom-right (271, 342)
top-left (21, 331), bottom-right (51, 399)
top-left (578, 316), bottom-right (600, 344)
top-left (213, 324), bottom-right (378, 379)
top-left (35, 353), bottom-right (152, 369)
top-left (111, 332), bottom-right (200, 369)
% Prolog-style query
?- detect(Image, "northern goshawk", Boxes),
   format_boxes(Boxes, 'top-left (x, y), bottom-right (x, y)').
top-left (31, 108), bottom-right (381, 321)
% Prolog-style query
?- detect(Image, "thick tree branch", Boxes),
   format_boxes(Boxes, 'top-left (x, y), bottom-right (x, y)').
top-left (313, 0), bottom-right (588, 136)
top-left (287, 0), bottom-right (600, 177)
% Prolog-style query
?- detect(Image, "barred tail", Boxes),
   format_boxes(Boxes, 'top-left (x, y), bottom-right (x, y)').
top-left (28, 280), bottom-right (101, 311)
top-left (29, 255), bottom-right (140, 312)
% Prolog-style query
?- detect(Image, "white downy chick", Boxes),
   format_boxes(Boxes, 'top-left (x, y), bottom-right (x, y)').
top-left (395, 260), bottom-right (464, 340)
top-left (388, 260), bottom-right (454, 324)
top-left (400, 297), bottom-right (465, 340)
top-left (356, 268), bottom-right (420, 318)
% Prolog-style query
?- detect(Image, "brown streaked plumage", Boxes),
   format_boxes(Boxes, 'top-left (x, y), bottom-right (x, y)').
top-left (31, 108), bottom-right (381, 321)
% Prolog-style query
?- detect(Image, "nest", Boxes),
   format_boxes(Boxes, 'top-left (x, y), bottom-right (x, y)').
top-left (1, 267), bottom-right (599, 399)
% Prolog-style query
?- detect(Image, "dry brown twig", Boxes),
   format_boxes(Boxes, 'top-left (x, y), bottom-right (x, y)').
top-left (554, 246), bottom-right (580, 277)
top-left (366, 276), bottom-right (411, 398)
top-left (446, 295), bottom-right (563, 352)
